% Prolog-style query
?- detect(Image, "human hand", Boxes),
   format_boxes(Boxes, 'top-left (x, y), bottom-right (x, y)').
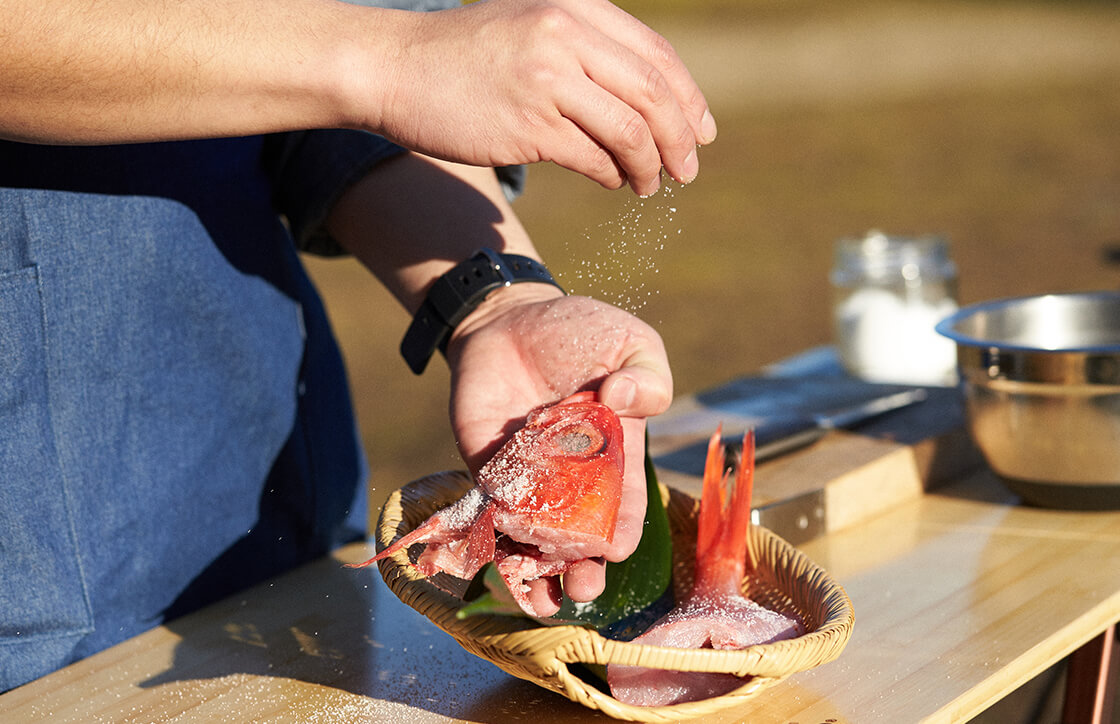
top-left (446, 284), bottom-right (672, 616)
top-left (360, 0), bottom-right (715, 197)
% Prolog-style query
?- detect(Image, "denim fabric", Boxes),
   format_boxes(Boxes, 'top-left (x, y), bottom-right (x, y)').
top-left (0, 134), bottom-right (385, 691)
top-left (0, 261), bottom-right (95, 683)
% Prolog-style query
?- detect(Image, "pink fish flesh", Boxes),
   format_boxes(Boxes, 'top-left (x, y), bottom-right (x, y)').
top-left (607, 429), bottom-right (804, 707)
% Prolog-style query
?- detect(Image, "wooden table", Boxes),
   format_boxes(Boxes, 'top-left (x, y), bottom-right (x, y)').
top-left (2, 467), bottom-right (1118, 723)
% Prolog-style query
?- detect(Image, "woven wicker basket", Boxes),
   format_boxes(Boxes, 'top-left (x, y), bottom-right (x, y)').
top-left (374, 471), bottom-right (854, 722)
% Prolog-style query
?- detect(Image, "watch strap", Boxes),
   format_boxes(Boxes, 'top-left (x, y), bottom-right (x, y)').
top-left (400, 248), bottom-right (563, 374)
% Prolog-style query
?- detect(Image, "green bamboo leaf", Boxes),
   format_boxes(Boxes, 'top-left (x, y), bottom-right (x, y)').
top-left (455, 565), bottom-right (523, 619)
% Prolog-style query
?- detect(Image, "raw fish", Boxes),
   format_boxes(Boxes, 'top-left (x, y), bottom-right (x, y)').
top-left (348, 391), bottom-right (623, 617)
top-left (607, 429), bottom-right (803, 707)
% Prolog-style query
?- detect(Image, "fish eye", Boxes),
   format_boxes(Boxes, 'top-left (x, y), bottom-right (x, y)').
top-left (557, 431), bottom-right (592, 454)
top-left (545, 422), bottom-right (606, 456)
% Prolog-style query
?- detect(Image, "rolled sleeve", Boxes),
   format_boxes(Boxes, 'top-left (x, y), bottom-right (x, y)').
top-left (262, 130), bottom-right (407, 256)
top-left (262, 0), bottom-right (528, 256)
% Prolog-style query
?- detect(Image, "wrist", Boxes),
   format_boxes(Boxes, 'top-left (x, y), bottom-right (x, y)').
top-left (399, 248), bottom-right (564, 374)
top-left (328, 6), bottom-right (417, 134)
top-left (450, 278), bottom-right (567, 343)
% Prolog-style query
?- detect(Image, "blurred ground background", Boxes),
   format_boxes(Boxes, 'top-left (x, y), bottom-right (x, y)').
top-left (305, 0), bottom-right (1120, 514)
top-left (303, 2), bottom-right (1120, 720)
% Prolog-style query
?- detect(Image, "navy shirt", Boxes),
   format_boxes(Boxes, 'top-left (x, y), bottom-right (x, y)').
top-left (0, 131), bottom-right (404, 690)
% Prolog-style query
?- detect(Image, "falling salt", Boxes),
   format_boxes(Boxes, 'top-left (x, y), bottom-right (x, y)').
top-left (561, 183), bottom-right (682, 313)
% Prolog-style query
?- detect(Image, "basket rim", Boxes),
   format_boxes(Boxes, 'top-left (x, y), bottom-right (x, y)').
top-left (370, 470), bottom-right (855, 720)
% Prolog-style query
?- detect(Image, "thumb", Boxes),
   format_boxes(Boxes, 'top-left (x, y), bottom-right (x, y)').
top-left (598, 363), bottom-right (673, 418)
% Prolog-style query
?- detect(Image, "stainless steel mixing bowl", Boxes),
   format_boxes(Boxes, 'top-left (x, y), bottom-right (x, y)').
top-left (936, 291), bottom-right (1120, 509)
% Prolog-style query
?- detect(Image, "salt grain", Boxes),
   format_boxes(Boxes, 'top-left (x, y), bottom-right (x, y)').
top-left (561, 183), bottom-right (681, 313)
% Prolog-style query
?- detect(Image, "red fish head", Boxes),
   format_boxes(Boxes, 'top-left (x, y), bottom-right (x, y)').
top-left (479, 391), bottom-right (624, 554)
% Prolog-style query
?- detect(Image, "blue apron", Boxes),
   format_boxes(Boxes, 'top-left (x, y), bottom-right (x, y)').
top-left (0, 133), bottom-right (400, 690)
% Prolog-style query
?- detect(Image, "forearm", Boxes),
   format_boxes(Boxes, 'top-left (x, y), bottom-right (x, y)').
top-left (325, 152), bottom-right (552, 315)
top-left (3, 0), bottom-right (714, 196)
top-left (0, 0), bottom-right (394, 144)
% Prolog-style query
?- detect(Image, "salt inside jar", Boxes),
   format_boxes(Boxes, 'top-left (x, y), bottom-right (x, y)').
top-left (832, 231), bottom-right (959, 386)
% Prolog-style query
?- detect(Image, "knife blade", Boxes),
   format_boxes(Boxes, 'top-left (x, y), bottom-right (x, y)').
top-left (740, 387), bottom-right (929, 463)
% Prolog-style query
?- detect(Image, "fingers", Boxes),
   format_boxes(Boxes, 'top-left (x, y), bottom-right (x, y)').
top-left (392, 0), bottom-right (713, 195)
top-left (542, 108), bottom-right (630, 192)
top-left (524, 576), bottom-right (563, 618)
top-left (561, 557), bottom-right (607, 602)
top-left (555, 0), bottom-right (715, 195)
top-left (592, 2), bottom-right (717, 147)
top-left (554, 72), bottom-right (680, 197)
top-left (598, 366), bottom-right (672, 419)
top-left (598, 347), bottom-right (672, 563)
top-left (530, 560), bottom-right (606, 616)
top-left (601, 415), bottom-right (649, 563)
top-left (597, 315), bottom-right (673, 418)
top-left (494, 0), bottom-right (714, 195)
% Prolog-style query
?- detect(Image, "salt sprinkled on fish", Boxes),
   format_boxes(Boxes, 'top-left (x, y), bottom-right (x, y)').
top-left (347, 391), bottom-right (623, 618)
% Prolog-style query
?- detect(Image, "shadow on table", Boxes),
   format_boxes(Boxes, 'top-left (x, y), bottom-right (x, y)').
top-left (137, 545), bottom-right (617, 722)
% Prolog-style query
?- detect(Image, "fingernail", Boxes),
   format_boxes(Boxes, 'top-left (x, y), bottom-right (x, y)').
top-left (608, 376), bottom-right (637, 412)
top-left (700, 109), bottom-right (718, 144)
top-left (679, 148), bottom-right (699, 184)
top-left (633, 178), bottom-right (660, 198)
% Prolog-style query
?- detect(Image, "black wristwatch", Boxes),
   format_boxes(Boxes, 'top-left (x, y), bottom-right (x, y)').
top-left (400, 248), bottom-right (564, 374)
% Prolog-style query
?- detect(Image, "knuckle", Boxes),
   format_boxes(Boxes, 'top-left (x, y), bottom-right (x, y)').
top-left (586, 150), bottom-right (625, 188)
top-left (669, 120), bottom-right (695, 155)
top-left (643, 33), bottom-right (679, 75)
top-left (614, 110), bottom-right (651, 156)
top-left (639, 64), bottom-right (673, 108)
top-left (527, 4), bottom-right (577, 40)
top-left (683, 83), bottom-right (706, 112)
top-left (519, 60), bottom-right (559, 91)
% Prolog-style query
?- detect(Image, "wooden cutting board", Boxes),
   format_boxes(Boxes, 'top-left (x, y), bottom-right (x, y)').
top-left (647, 372), bottom-right (986, 544)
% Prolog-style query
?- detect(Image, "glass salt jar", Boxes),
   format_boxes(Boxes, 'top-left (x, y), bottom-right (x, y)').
top-left (831, 231), bottom-right (960, 386)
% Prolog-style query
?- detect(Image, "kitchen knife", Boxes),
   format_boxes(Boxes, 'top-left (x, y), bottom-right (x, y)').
top-left (745, 387), bottom-right (929, 463)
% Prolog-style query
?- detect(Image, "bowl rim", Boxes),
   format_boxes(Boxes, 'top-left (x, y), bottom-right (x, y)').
top-left (935, 290), bottom-right (1120, 353)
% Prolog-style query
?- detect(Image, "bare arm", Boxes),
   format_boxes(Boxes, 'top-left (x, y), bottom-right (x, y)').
top-left (325, 156), bottom-right (672, 612)
top-left (324, 151), bottom-right (543, 313)
top-left (2, 0), bottom-right (715, 195)
top-left (0, 0), bottom-right (377, 144)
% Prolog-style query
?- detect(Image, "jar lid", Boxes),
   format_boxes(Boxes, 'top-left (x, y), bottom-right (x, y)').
top-left (831, 230), bottom-right (956, 285)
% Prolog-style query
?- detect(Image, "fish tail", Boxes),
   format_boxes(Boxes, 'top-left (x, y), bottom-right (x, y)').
top-left (696, 426), bottom-right (728, 562)
top-left (694, 428), bottom-right (756, 594)
top-left (731, 430), bottom-right (756, 574)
